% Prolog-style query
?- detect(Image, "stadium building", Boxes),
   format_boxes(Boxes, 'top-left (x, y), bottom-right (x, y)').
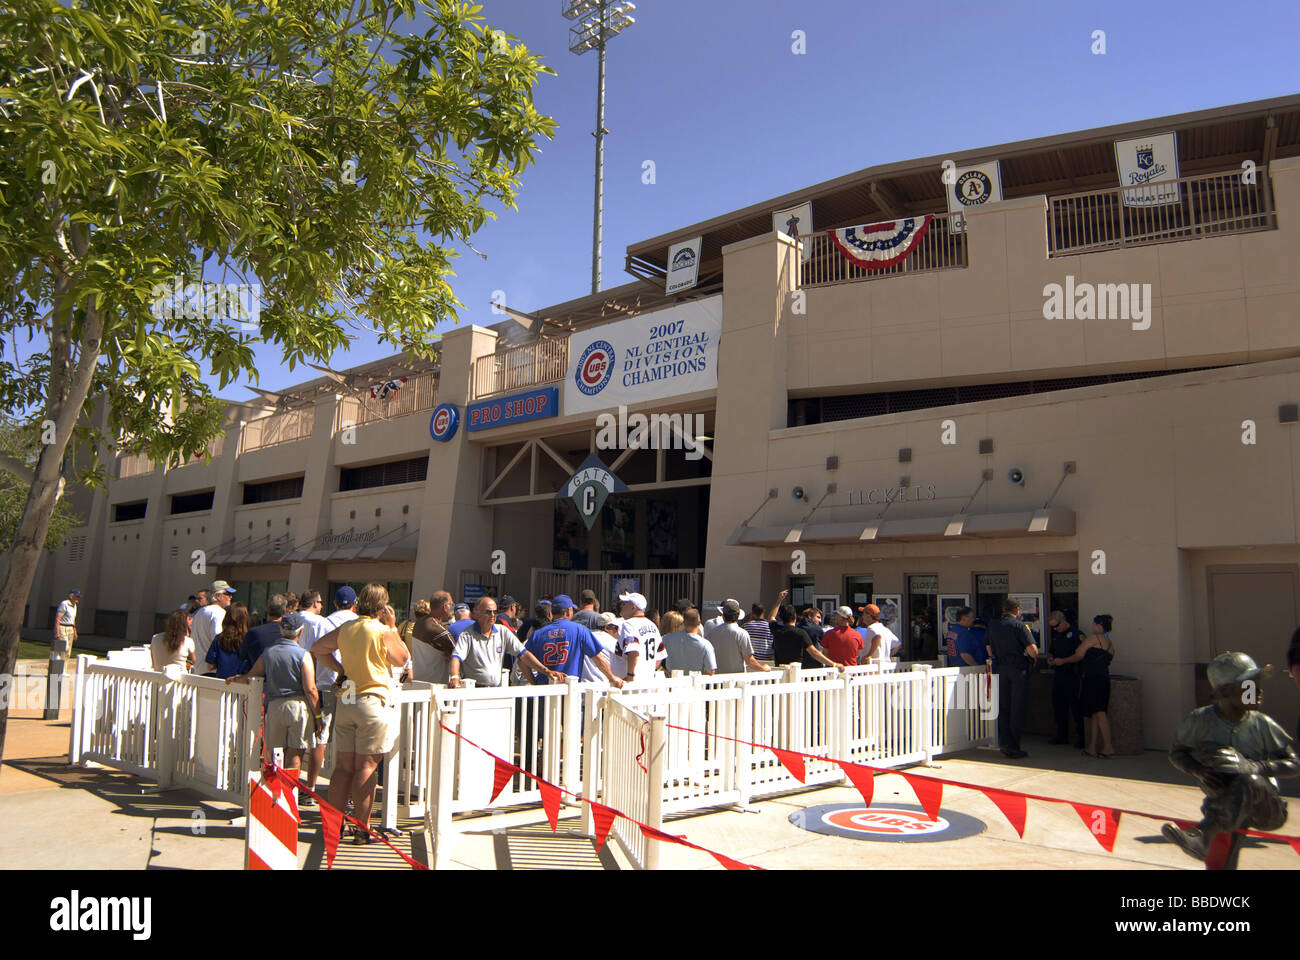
top-left (15, 93), bottom-right (1300, 746)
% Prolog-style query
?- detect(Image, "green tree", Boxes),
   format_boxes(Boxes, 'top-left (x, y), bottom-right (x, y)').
top-left (0, 420), bottom-right (80, 551)
top-left (0, 0), bottom-right (556, 765)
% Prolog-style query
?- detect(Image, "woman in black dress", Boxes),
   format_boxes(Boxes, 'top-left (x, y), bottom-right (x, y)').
top-left (1050, 614), bottom-right (1116, 757)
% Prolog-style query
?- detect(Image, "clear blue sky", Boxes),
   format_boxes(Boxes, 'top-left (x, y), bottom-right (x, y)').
top-left (216, 0), bottom-right (1300, 395)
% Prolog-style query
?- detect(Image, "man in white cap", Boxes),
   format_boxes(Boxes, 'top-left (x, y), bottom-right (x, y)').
top-left (614, 591), bottom-right (666, 683)
top-left (190, 580), bottom-right (235, 671)
top-left (581, 611), bottom-right (622, 684)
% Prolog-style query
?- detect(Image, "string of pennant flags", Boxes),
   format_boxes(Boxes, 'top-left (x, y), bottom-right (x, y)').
top-left (661, 722), bottom-right (1300, 867)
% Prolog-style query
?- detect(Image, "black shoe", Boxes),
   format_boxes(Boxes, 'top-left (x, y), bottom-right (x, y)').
top-left (1001, 748), bottom-right (1028, 759)
top-left (298, 791), bottom-right (315, 807)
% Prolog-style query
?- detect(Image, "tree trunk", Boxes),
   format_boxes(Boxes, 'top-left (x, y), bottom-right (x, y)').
top-left (0, 286), bottom-right (102, 773)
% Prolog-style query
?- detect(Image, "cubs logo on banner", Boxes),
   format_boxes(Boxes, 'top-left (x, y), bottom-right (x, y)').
top-left (558, 453), bottom-right (629, 531)
top-left (1114, 132), bottom-right (1180, 207)
top-left (829, 216), bottom-right (933, 270)
top-left (945, 161), bottom-right (1003, 214)
top-left (564, 296), bottom-right (722, 415)
top-left (665, 236), bottom-right (702, 294)
top-left (773, 201), bottom-right (814, 262)
top-left (429, 403), bottom-right (459, 442)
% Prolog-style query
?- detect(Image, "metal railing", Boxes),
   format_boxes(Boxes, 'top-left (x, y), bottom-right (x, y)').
top-left (530, 568), bottom-right (706, 616)
top-left (1048, 167), bottom-right (1275, 256)
top-left (238, 406), bottom-right (315, 454)
top-left (336, 370), bottom-right (438, 428)
top-left (174, 433), bottom-right (226, 467)
top-left (599, 698), bottom-right (664, 870)
top-left (117, 452), bottom-right (155, 479)
top-left (472, 338), bottom-right (569, 400)
top-left (799, 211), bottom-right (968, 289)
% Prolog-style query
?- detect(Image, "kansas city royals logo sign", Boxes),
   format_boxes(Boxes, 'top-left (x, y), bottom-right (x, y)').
top-left (830, 215), bottom-right (933, 270)
top-left (575, 340), bottom-right (616, 398)
top-left (429, 403), bottom-right (459, 442)
top-left (558, 453), bottom-right (628, 530)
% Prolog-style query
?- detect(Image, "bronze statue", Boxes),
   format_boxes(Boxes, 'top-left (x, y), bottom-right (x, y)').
top-left (1162, 651), bottom-right (1299, 869)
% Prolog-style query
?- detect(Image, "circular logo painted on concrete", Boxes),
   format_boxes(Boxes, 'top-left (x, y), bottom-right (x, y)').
top-left (575, 340), bottom-right (615, 396)
top-left (430, 403), bottom-right (459, 442)
top-left (790, 803), bottom-right (986, 843)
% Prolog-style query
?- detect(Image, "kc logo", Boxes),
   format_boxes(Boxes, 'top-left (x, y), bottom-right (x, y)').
top-left (575, 340), bottom-right (615, 396)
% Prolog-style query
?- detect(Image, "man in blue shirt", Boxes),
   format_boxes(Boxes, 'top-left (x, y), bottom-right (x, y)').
top-left (238, 594), bottom-right (289, 673)
top-left (523, 596), bottom-right (624, 686)
top-left (945, 606), bottom-right (985, 667)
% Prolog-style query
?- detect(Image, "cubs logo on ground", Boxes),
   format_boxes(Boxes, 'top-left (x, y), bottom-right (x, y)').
top-left (790, 802), bottom-right (986, 843)
top-left (575, 340), bottom-right (615, 397)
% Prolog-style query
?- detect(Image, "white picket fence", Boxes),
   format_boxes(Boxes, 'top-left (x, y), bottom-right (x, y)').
top-left (599, 698), bottom-right (664, 870)
top-left (70, 656), bottom-right (263, 807)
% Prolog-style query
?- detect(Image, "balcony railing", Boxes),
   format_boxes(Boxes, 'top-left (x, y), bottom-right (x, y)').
top-left (799, 211), bottom-right (968, 289)
top-left (336, 370), bottom-right (438, 428)
top-left (1048, 167), bottom-right (1275, 257)
top-left (117, 452), bottom-right (155, 479)
top-left (472, 338), bottom-right (569, 400)
top-left (239, 407), bottom-right (315, 454)
top-left (175, 433), bottom-right (226, 466)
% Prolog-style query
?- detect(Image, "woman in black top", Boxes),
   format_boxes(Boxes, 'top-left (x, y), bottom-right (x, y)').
top-left (1050, 614), bottom-right (1116, 757)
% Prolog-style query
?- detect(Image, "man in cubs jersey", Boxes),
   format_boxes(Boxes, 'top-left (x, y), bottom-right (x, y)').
top-left (614, 591), bottom-right (667, 683)
top-left (523, 596), bottom-right (623, 687)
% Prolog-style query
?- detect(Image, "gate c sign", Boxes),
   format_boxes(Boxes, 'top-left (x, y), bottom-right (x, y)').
top-left (466, 386), bottom-right (559, 432)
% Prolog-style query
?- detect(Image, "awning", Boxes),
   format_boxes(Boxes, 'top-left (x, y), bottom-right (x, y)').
top-left (225, 534), bottom-right (272, 565)
top-left (247, 537), bottom-right (295, 565)
top-left (357, 525), bottom-right (420, 562)
top-left (729, 508), bottom-right (1076, 547)
top-left (205, 537), bottom-right (238, 565)
top-left (280, 525), bottom-right (415, 563)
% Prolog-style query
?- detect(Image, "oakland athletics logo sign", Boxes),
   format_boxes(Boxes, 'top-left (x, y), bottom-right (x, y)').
top-left (557, 453), bottom-right (628, 531)
top-left (430, 403), bottom-right (459, 442)
top-left (575, 340), bottom-right (615, 397)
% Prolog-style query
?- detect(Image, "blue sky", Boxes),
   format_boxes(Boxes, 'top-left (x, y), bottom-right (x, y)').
top-left (201, 0), bottom-right (1300, 395)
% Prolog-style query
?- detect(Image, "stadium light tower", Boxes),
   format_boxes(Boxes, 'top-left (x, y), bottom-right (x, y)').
top-left (562, 0), bottom-right (636, 295)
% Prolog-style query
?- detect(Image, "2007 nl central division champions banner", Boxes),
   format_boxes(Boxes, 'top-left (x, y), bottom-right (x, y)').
top-left (564, 295), bottom-right (722, 416)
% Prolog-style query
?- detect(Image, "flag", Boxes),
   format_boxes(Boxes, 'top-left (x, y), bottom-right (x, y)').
top-left (830, 216), bottom-right (932, 270)
top-left (369, 377), bottom-right (408, 400)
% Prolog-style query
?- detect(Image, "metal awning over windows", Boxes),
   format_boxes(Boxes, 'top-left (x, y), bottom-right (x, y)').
top-left (729, 508), bottom-right (1076, 547)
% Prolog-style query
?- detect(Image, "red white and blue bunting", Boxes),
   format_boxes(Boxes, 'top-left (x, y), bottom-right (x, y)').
top-left (369, 377), bottom-right (408, 401)
top-left (829, 215), bottom-right (932, 270)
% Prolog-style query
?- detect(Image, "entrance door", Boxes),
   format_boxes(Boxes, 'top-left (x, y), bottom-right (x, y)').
top-left (1207, 565), bottom-right (1300, 738)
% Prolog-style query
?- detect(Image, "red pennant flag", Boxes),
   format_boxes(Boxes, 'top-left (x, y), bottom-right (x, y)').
top-left (539, 779), bottom-right (562, 833)
top-left (490, 756), bottom-right (516, 804)
top-left (590, 802), bottom-right (618, 850)
top-left (319, 800), bottom-right (343, 869)
top-left (983, 788), bottom-right (1027, 838)
top-left (772, 748), bottom-right (806, 783)
top-left (709, 850), bottom-right (753, 870)
top-left (982, 790), bottom-right (1024, 832)
top-left (1288, 838), bottom-right (1300, 859)
top-left (903, 773), bottom-right (943, 821)
top-left (639, 823), bottom-right (683, 845)
top-left (1072, 803), bottom-right (1120, 852)
top-left (837, 760), bottom-right (875, 807)
top-left (1206, 832), bottom-right (1234, 871)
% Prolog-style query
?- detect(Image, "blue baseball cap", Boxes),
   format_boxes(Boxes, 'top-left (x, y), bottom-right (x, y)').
top-left (551, 594), bottom-right (575, 612)
top-left (335, 585), bottom-right (357, 607)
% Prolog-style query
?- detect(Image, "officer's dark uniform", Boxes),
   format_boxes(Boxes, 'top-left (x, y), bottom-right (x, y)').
top-left (987, 614), bottom-right (1037, 756)
top-left (1048, 622), bottom-right (1084, 746)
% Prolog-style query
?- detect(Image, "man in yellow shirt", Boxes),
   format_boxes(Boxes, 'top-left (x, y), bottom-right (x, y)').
top-left (309, 583), bottom-right (409, 842)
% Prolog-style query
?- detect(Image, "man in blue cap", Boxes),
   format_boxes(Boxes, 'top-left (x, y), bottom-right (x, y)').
top-left (523, 596), bottom-right (624, 687)
top-left (1163, 651), bottom-right (1300, 868)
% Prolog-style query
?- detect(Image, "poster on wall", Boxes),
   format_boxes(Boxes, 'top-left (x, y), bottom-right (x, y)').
top-left (1008, 592), bottom-right (1044, 647)
top-left (1114, 133), bottom-right (1181, 207)
top-left (872, 594), bottom-right (903, 638)
top-left (814, 595), bottom-right (840, 622)
top-left (647, 500), bottom-right (677, 567)
top-left (564, 296), bottom-right (722, 416)
top-left (773, 201), bottom-right (815, 262)
top-left (601, 496), bottom-right (635, 569)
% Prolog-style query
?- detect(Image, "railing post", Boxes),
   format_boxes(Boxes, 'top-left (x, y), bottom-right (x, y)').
top-left (838, 670), bottom-right (853, 776)
top-left (244, 677), bottom-right (263, 816)
top-left (68, 654), bottom-right (91, 765)
top-left (562, 676), bottom-right (582, 804)
top-left (912, 664), bottom-right (934, 764)
top-left (736, 683), bottom-right (752, 805)
top-left (644, 711), bottom-right (666, 870)
top-left (427, 701), bottom-right (459, 871)
top-left (156, 672), bottom-right (176, 789)
top-left (581, 687), bottom-right (600, 836)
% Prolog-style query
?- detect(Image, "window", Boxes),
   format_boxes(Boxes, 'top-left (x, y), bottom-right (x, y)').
top-left (788, 576), bottom-right (815, 610)
top-left (243, 476), bottom-right (305, 505)
top-left (170, 490), bottom-right (214, 514)
top-left (974, 573), bottom-right (1009, 624)
top-left (906, 574), bottom-right (939, 660)
top-left (112, 501), bottom-right (147, 522)
top-left (327, 581), bottom-right (414, 621)
top-left (339, 456), bottom-right (428, 491)
top-left (1048, 571), bottom-right (1079, 625)
top-left (845, 576), bottom-right (874, 609)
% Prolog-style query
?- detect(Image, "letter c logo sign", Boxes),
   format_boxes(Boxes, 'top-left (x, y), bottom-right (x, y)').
top-left (430, 404), bottom-right (459, 442)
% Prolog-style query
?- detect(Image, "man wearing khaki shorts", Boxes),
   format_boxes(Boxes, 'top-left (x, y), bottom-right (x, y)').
top-left (227, 612), bottom-right (321, 787)
top-left (54, 589), bottom-right (80, 657)
top-left (310, 583), bottom-right (409, 842)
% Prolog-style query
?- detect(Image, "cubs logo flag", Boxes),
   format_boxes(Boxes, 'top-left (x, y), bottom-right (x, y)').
top-left (829, 216), bottom-right (932, 270)
top-left (369, 377), bottom-right (408, 400)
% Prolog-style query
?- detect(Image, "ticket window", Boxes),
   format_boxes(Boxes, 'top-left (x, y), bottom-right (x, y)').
top-left (906, 574), bottom-right (938, 660)
top-left (788, 576), bottom-right (816, 612)
top-left (845, 577), bottom-right (874, 613)
top-left (1048, 572), bottom-right (1079, 626)
top-left (974, 573), bottom-right (1009, 624)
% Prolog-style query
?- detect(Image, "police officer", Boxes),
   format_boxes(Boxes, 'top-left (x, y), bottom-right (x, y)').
top-left (1046, 610), bottom-right (1085, 748)
top-left (986, 597), bottom-right (1038, 759)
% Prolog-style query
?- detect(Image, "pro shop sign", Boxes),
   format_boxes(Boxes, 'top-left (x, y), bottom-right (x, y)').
top-left (465, 386), bottom-right (560, 433)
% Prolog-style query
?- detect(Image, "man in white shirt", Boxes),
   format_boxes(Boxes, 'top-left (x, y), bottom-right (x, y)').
top-left (54, 589), bottom-right (79, 655)
top-left (614, 592), bottom-right (666, 683)
top-left (702, 598), bottom-right (738, 636)
top-left (859, 603), bottom-right (899, 665)
top-left (706, 600), bottom-right (772, 674)
top-left (581, 612), bottom-right (621, 684)
top-left (190, 580), bottom-right (234, 671)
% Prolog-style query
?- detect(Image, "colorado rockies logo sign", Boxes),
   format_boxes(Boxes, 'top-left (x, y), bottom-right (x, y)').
top-left (558, 453), bottom-right (628, 531)
top-left (790, 803), bottom-right (986, 843)
top-left (575, 340), bottom-right (615, 397)
top-left (429, 403), bottom-right (459, 442)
